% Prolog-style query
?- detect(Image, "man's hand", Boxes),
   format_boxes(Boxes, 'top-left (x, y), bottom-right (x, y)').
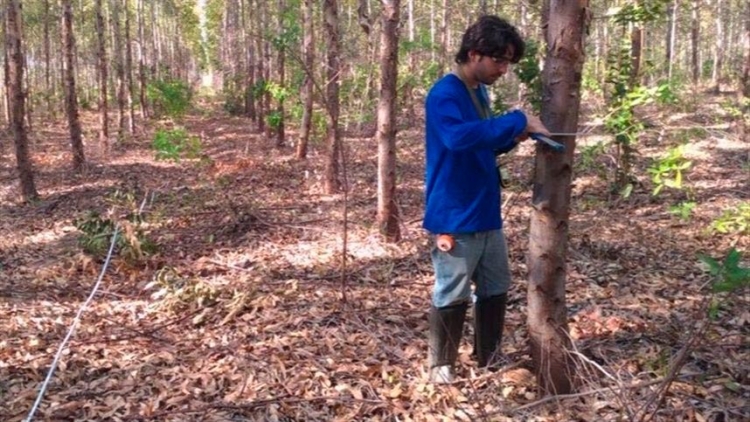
top-left (523, 112), bottom-right (551, 137)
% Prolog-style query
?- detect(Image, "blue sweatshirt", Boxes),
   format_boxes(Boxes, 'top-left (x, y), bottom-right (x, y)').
top-left (423, 74), bottom-right (527, 234)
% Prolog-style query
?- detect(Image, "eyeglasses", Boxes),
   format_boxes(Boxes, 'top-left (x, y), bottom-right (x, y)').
top-left (487, 55), bottom-right (514, 66)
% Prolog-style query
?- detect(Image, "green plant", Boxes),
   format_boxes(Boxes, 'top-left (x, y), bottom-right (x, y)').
top-left (147, 78), bottom-right (193, 118)
top-left (647, 145), bottom-right (692, 196)
top-left (513, 39), bottom-right (542, 113)
top-left (669, 201), bottom-right (696, 221)
top-left (576, 141), bottom-right (608, 174)
top-left (152, 127), bottom-right (202, 162)
top-left (699, 248), bottom-right (750, 293)
top-left (711, 202), bottom-right (750, 235)
top-left (74, 211), bottom-right (157, 261)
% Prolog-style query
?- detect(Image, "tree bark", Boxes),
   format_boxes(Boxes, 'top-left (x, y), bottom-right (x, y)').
top-left (711, 0), bottom-right (725, 93)
top-left (666, 0), bottom-right (678, 79)
top-left (112, 0), bottom-right (126, 138)
top-left (124, 0), bottom-right (135, 133)
top-left (691, 0), bottom-right (700, 84)
top-left (741, 0), bottom-right (750, 98)
top-left (297, 0), bottom-right (314, 159)
top-left (528, 0), bottom-right (587, 395)
top-left (323, 0), bottom-right (342, 194)
top-left (376, 0), bottom-right (401, 242)
top-left (95, 0), bottom-right (109, 147)
top-left (275, 0), bottom-right (286, 147)
top-left (62, 0), bottom-right (86, 171)
top-left (6, 0), bottom-right (38, 201)
top-left (43, 0), bottom-right (52, 116)
top-left (137, 0), bottom-right (147, 119)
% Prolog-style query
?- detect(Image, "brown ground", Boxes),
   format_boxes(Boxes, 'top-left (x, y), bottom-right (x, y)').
top-left (1, 92), bottom-right (748, 421)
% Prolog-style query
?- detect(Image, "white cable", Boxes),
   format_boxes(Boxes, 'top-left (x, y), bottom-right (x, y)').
top-left (25, 226), bottom-right (120, 422)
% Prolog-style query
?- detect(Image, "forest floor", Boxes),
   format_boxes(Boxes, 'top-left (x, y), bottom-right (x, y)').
top-left (1, 91), bottom-right (748, 422)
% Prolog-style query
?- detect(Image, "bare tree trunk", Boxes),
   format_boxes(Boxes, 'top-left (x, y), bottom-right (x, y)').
top-left (377, 0), bottom-right (401, 242)
top-left (124, 0), bottom-right (135, 132)
top-left (741, 0), bottom-right (750, 98)
top-left (667, 0), bottom-right (678, 79)
top-left (528, 0), bottom-right (587, 396)
top-left (112, 0), bottom-right (126, 138)
top-left (275, 0), bottom-right (286, 147)
top-left (6, 0), bottom-right (38, 201)
top-left (439, 0), bottom-right (448, 77)
top-left (242, 0), bottom-right (257, 121)
top-left (62, 0), bottom-right (85, 171)
top-left (711, 0), bottom-right (725, 93)
top-left (137, 0), bottom-right (147, 119)
top-left (43, 0), bottom-right (52, 116)
top-left (323, 0), bottom-right (341, 194)
top-left (297, 0), bottom-right (314, 159)
top-left (95, 0), bottom-right (109, 147)
top-left (691, 0), bottom-right (700, 84)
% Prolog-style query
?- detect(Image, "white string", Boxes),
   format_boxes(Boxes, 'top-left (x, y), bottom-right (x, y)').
top-left (24, 226), bottom-right (120, 422)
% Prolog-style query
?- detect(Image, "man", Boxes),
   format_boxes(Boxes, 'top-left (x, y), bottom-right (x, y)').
top-left (424, 15), bottom-right (550, 384)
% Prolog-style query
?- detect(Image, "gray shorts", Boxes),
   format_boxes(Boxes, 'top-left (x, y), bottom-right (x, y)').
top-left (430, 229), bottom-right (512, 308)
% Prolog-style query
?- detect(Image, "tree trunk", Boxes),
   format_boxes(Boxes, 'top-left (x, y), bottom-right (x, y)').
top-left (667, 0), bottom-right (678, 79)
top-left (323, 0), bottom-right (342, 194)
top-left (691, 0), bottom-right (700, 84)
top-left (95, 0), bottom-right (109, 147)
top-left (275, 0), bottom-right (286, 147)
top-left (711, 0), bottom-right (725, 93)
top-left (377, 0), bottom-right (401, 242)
top-left (43, 0), bottom-right (52, 116)
top-left (62, 0), bottom-right (85, 171)
top-left (6, 0), bottom-right (38, 201)
top-left (439, 0), bottom-right (448, 77)
top-left (741, 0), bottom-right (750, 98)
top-left (137, 0), bottom-right (147, 119)
top-left (112, 0), bottom-right (126, 138)
top-left (297, 0), bottom-right (314, 159)
top-left (630, 22), bottom-right (642, 86)
top-left (124, 0), bottom-right (135, 133)
top-left (528, 0), bottom-right (587, 396)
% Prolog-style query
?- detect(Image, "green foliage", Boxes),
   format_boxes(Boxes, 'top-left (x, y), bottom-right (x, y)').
top-left (711, 203), bottom-right (750, 235)
top-left (513, 40), bottom-right (543, 113)
top-left (266, 110), bottom-right (283, 129)
top-left (669, 201), bottom-right (696, 221)
top-left (647, 145), bottom-right (692, 196)
top-left (576, 141), bottom-right (608, 175)
top-left (74, 211), bottom-right (157, 262)
top-left (610, 0), bottom-right (669, 24)
top-left (699, 249), bottom-right (750, 293)
top-left (152, 127), bottom-right (202, 162)
top-left (147, 79), bottom-right (193, 118)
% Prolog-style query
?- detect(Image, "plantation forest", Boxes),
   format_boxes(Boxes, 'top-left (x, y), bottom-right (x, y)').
top-left (1, 0), bottom-right (749, 421)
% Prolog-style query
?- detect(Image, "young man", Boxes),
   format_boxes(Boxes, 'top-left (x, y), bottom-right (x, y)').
top-left (424, 15), bottom-right (550, 383)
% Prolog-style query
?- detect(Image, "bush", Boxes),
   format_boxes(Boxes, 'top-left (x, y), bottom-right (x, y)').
top-left (152, 127), bottom-right (202, 162)
top-left (74, 211), bottom-right (157, 262)
top-left (147, 79), bottom-right (192, 118)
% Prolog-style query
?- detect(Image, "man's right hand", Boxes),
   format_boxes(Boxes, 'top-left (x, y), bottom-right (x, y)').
top-left (524, 112), bottom-right (551, 137)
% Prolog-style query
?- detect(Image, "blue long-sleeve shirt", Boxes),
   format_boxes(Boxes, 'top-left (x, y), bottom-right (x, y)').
top-left (423, 73), bottom-right (527, 234)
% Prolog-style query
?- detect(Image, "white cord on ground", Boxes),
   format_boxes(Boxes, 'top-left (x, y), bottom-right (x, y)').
top-left (24, 226), bottom-right (120, 422)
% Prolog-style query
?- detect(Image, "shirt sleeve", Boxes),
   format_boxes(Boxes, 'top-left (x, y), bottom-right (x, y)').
top-left (427, 92), bottom-right (527, 152)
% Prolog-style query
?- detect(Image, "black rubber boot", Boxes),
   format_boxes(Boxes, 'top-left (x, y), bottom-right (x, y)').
top-left (473, 293), bottom-right (508, 368)
top-left (428, 302), bottom-right (468, 383)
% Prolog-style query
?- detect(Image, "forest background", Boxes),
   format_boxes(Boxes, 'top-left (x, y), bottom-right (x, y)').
top-left (1, 0), bottom-right (749, 421)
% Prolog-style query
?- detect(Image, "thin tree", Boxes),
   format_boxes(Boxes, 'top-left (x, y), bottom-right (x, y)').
top-left (124, 0), bottom-right (135, 133)
top-left (6, 0), bottom-right (38, 201)
top-left (95, 0), bottom-right (109, 147)
top-left (43, 0), bottom-right (52, 116)
top-left (711, 0), bottom-right (725, 93)
top-left (137, 0), bottom-right (147, 119)
top-left (376, 0), bottom-right (401, 242)
top-left (275, 0), bottom-right (286, 147)
top-left (323, 0), bottom-right (342, 194)
top-left (297, 0), bottom-right (314, 159)
top-left (527, 0), bottom-right (587, 395)
top-left (112, 0), bottom-right (127, 138)
top-left (691, 0), bottom-right (700, 84)
top-left (62, 0), bottom-right (86, 171)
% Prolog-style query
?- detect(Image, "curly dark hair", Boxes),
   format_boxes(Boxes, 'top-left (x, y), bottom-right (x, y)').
top-left (454, 15), bottom-right (525, 64)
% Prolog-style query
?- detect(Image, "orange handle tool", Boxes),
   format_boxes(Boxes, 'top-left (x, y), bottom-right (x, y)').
top-left (436, 234), bottom-right (455, 252)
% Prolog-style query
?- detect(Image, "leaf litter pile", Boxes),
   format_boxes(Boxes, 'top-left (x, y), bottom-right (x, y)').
top-left (1, 97), bottom-right (748, 421)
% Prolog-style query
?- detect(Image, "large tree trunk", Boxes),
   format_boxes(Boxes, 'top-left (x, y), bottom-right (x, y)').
top-left (527, 0), bottom-right (587, 395)
top-left (6, 0), bottom-right (38, 201)
top-left (62, 0), bottom-right (85, 171)
top-left (95, 0), bottom-right (109, 147)
top-left (297, 0), bottom-right (314, 159)
top-left (323, 0), bottom-right (341, 194)
top-left (376, 0), bottom-right (401, 242)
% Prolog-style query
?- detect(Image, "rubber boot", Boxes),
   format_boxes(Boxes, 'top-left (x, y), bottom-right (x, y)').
top-left (428, 302), bottom-right (467, 384)
top-left (473, 293), bottom-right (507, 369)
